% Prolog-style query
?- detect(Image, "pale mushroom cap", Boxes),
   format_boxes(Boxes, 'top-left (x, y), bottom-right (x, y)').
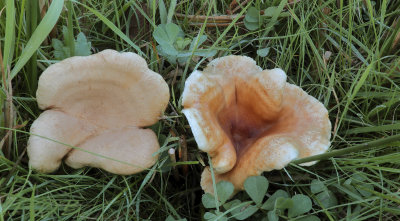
top-left (65, 127), bottom-right (159, 175)
top-left (182, 55), bottom-right (331, 193)
top-left (27, 50), bottom-right (169, 174)
top-left (37, 49), bottom-right (169, 128)
top-left (27, 110), bottom-right (96, 173)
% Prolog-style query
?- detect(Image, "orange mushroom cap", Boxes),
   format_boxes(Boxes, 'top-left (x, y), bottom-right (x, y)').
top-left (27, 50), bottom-right (169, 174)
top-left (182, 56), bottom-right (331, 193)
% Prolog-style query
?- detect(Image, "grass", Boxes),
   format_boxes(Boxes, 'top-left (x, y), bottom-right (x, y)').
top-left (1, 0), bottom-right (400, 220)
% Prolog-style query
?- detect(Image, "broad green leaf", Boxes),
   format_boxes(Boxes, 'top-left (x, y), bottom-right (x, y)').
top-left (343, 178), bottom-right (362, 198)
top-left (245, 7), bottom-right (260, 22)
top-left (153, 23), bottom-right (183, 61)
top-left (52, 31), bottom-right (91, 60)
top-left (189, 35), bottom-right (208, 50)
top-left (288, 194), bottom-right (312, 218)
top-left (52, 39), bottom-right (68, 60)
top-left (74, 32), bottom-right (91, 56)
top-left (263, 7), bottom-right (290, 18)
top-left (244, 7), bottom-right (261, 30)
top-left (223, 199), bottom-right (242, 210)
top-left (11, 0), bottom-right (64, 79)
top-left (153, 23), bottom-right (183, 46)
top-left (262, 190), bottom-right (290, 210)
top-left (193, 49), bottom-right (217, 57)
top-left (264, 7), bottom-right (277, 17)
top-left (262, 6), bottom-right (290, 18)
top-left (204, 212), bottom-right (217, 220)
top-left (177, 49), bottom-right (217, 58)
top-left (202, 193), bottom-right (217, 209)
top-left (165, 215), bottom-right (174, 221)
top-left (175, 37), bottom-right (192, 50)
top-left (257, 47), bottom-right (270, 57)
top-left (233, 205), bottom-right (258, 220)
top-left (177, 57), bottom-right (188, 64)
top-left (244, 176), bottom-right (269, 205)
top-left (153, 25), bottom-right (171, 45)
top-left (263, 0), bottom-right (287, 36)
top-left (244, 21), bottom-right (260, 31)
top-left (351, 174), bottom-right (366, 182)
top-left (315, 190), bottom-right (338, 208)
top-left (156, 44), bottom-right (178, 65)
top-left (310, 180), bottom-right (327, 194)
top-left (204, 211), bottom-right (228, 221)
top-left (157, 44), bottom-right (178, 57)
top-left (350, 174), bottom-right (373, 197)
top-left (224, 200), bottom-right (258, 220)
top-left (216, 181), bottom-right (234, 204)
top-left (356, 183), bottom-right (373, 197)
top-left (158, 0), bottom-right (167, 24)
top-left (267, 211), bottom-right (279, 221)
top-left (275, 197), bottom-right (293, 209)
top-left (296, 215), bottom-right (321, 221)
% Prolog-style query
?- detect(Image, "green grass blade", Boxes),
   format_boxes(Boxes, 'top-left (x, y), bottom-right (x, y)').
top-left (29, 185), bottom-right (35, 221)
top-left (10, 0), bottom-right (64, 79)
top-left (79, 3), bottom-right (145, 57)
top-left (67, 0), bottom-right (75, 56)
top-left (291, 134), bottom-right (400, 165)
top-left (166, 0), bottom-right (177, 24)
top-left (337, 62), bottom-right (375, 134)
top-left (345, 123), bottom-right (400, 135)
top-left (2, 0), bottom-right (15, 73)
top-left (158, 0), bottom-right (167, 24)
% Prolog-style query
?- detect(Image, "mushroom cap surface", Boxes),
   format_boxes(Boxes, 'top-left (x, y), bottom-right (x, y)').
top-left (181, 55), bottom-right (331, 193)
top-left (27, 50), bottom-right (169, 174)
top-left (37, 49), bottom-right (168, 128)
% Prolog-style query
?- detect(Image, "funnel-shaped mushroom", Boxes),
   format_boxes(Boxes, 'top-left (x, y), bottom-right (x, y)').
top-left (182, 56), bottom-right (331, 193)
top-left (27, 50), bottom-right (169, 174)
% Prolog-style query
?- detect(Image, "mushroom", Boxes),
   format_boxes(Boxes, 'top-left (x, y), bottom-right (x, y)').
top-left (181, 56), bottom-right (331, 193)
top-left (27, 50), bottom-right (169, 175)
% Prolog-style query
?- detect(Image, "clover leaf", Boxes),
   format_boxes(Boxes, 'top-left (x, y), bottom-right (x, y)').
top-left (52, 26), bottom-right (91, 60)
top-left (244, 176), bottom-right (269, 206)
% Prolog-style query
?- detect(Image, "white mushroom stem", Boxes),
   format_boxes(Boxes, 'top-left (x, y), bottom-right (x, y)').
top-left (168, 148), bottom-right (180, 180)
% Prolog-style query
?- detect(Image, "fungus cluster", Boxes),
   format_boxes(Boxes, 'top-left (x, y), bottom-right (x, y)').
top-left (182, 56), bottom-right (331, 193)
top-left (27, 51), bottom-right (331, 194)
top-left (27, 50), bottom-right (169, 175)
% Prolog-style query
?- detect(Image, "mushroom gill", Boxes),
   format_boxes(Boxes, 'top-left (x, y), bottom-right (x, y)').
top-left (181, 56), bottom-right (331, 193)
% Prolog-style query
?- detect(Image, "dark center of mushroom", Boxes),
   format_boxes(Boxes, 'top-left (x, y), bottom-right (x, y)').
top-left (217, 90), bottom-right (281, 157)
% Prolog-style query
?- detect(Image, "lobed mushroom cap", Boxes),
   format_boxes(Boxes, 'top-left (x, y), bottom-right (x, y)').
top-left (182, 55), bottom-right (331, 193)
top-left (27, 50), bottom-right (169, 174)
top-left (37, 49), bottom-right (168, 128)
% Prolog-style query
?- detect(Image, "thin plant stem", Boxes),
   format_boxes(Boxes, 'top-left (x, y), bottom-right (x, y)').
top-left (67, 0), bottom-right (75, 56)
top-left (292, 134), bottom-right (400, 165)
top-left (30, 0), bottom-right (38, 94)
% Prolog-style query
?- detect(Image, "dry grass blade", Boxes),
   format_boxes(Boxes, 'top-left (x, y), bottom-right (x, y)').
top-left (0, 45), bottom-right (14, 159)
top-left (175, 13), bottom-right (245, 27)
